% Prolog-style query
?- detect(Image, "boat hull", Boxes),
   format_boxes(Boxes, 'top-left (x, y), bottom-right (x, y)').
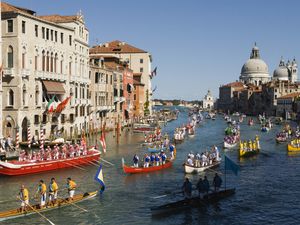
top-left (0, 150), bottom-right (100, 176)
top-left (151, 188), bottom-right (235, 216)
top-left (239, 149), bottom-right (259, 157)
top-left (223, 141), bottom-right (237, 149)
top-left (184, 161), bottom-right (221, 173)
top-left (122, 160), bottom-right (173, 174)
top-left (0, 191), bottom-right (97, 222)
top-left (287, 144), bottom-right (300, 152)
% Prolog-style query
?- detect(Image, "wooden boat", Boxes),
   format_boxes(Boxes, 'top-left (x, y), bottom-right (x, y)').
top-left (0, 149), bottom-right (101, 176)
top-left (184, 160), bottom-right (221, 173)
top-left (239, 148), bottom-right (259, 157)
top-left (287, 140), bottom-right (300, 152)
top-left (239, 137), bottom-right (260, 157)
top-left (151, 188), bottom-right (235, 216)
top-left (122, 158), bottom-right (173, 174)
top-left (0, 191), bottom-right (97, 222)
top-left (133, 123), bottom-right (155, 133)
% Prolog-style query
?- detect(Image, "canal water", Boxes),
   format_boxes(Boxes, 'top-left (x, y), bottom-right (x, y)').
top-left (1, 107), bottom-right (300, 225)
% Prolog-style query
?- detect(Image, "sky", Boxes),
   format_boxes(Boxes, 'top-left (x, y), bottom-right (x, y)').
top-left (5, 0), bottom-right (300, 100)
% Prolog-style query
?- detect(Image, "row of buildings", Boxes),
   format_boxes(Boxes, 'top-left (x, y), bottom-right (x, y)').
top-left (218, 44), bottom-right (300, 119)
top-left (0, 2), bottom-right (154, 142)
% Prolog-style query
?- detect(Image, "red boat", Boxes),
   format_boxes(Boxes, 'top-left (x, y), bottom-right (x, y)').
top-left (0, 149), bottom-right (100, 176)
top-left (122, 158), bottom-right (173, 174)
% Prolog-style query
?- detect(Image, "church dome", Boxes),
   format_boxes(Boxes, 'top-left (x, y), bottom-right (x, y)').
top-left (273, 58), bottom-right (289, 79)
top-left (241, 58), bottom-right (269, 75)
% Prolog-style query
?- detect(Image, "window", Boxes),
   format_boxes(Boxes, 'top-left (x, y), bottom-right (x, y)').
top-left (46, 52), bottom-right (49, 72)
top-left (35, 25), bottom-right (38, 37)
top-left (7, 46), bottom-right (13, 68)
top-left (42, 27), bottom-right (45, 39)
top-left (50, 30), bottom-right (53, 41)
top-left (134, 94), bottom-right (136, 101)
top-left (140, 58), bottom-right (143, 64)
top-left (61, 33), bottom-right (64, 44)
top-left (22, 85), bottom-right (27, 106)
top-left (35, 86), bottom-right (39, 105)
top-left (22, 52), bottom-right (25, 69)
top-left (42, 51), bottom-right (45, 71)
top-left (46, 28), bottom-right (49, 40)
top-left (34, 115), bottom-right (39, 124)
top-left (55, 31), bottom-right (57, 42)
top-left (60, 58), bottom-right (63, 74)
top-left (22, 21), bottom-right (26, 33)
top-left (140, 67), bottom-right (143, 73)
top-left (69, 35), bottom-right (72, 46)
top-left (8, 89), bottom-right (14, 106)
top-left (7, 20), bottom-right (13, 32)
top-left (35, 55), bottom-right (38, 70)
top-left (42, 114), bottom-right (47, 123)
top-left (69, 61), bottom-right (72, 75)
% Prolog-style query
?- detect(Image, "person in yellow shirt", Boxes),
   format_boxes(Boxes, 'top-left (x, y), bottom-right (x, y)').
top-left (48, 178), bottom-right (58, 206)
top-left (18, 184), bottom-right (29, 213)
top-left (67, 177), bottom-right (76, 201)
top-left (37, 180), bottom-right (47, 209)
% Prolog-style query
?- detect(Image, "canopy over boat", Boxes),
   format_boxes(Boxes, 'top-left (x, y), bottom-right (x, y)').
top-left (0, 191), bottom-right (97, 222)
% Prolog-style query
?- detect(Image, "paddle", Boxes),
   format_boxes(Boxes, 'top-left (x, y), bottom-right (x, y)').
top-left (152, 190), bottom-right (183, 199)
top-left (100, 158), bottom-right (114, 166)
top-left (18, 197), bottom-right (55, 225)
top-left (57, 196), bottom-right (88, 212)
top-left (62, 161), bottom-right (86, 171)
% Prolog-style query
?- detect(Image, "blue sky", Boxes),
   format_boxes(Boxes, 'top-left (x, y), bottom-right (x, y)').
top-left (6, 0), bottom-right (300, 100)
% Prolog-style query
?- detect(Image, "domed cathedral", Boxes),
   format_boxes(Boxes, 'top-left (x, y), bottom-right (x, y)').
top-left (240, 43), bottom-right (270, 85)
top-left (273, 57), bottom-right (298, 82)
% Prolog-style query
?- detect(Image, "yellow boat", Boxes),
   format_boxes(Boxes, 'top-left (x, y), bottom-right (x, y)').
top-left (239, 136), bottom-right (260, 158)
top-left (287, 142), bottom-right (300, 152)
top-left (0, 191), bottom-right (97, 222)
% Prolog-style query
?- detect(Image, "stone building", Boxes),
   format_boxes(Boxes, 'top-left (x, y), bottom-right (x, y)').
top-left (202, 90), bottom-right (214, 110)
top-left (1, 2), bottom-right (90, 141)
top-left (89, 40), bottom-right (153, 116)
top-left (273, 57), bottom-right (298, 83)
top-left (133, 73), bottom-right (145, 118)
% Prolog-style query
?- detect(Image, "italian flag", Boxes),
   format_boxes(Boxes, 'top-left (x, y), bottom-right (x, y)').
top-left (47, 96), bottom-right (56, 113)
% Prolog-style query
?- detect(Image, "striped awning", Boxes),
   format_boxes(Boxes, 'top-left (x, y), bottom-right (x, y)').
top-left (42, 81), bottom-right (65, 94)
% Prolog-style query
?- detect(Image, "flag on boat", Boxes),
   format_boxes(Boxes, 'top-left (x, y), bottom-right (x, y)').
top-left (225, 155), bottom-right (240, 176)
top-left (55, 96), bottom-right (71, 113)
top-left (99, 132), bottom-right (106, 153)
top-left (47, 95), bottom-right (56, 113)
top-left (94, 164), bottom-right (105, 194)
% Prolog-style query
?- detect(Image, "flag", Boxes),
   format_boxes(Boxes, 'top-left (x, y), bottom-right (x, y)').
top-left (94, 164), bottom-right (105, 194)
top-left (225, 155), bottom-right (240, 176)
top-left (46, 96), bottom-right (56, 112)
top-left (100, 132), bottom-right (106, 153)
top-left (150, 67), bottom-right (157, 78)
top-left (152, 85), bottom-right (157, 93)
top-left (55, 96), bottom-right (71, 113)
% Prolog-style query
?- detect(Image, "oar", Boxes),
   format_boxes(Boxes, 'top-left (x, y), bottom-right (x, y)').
top-left (58, 196), bottom-right (88, 212)
top-left (100, 158), bottom-right (114, 166)
top-left (62, 161), bottom-right (86, 171)
top-left (151, 190), bottom-right (183, 199)
top-left (18, 197), bottom-right (55, 225)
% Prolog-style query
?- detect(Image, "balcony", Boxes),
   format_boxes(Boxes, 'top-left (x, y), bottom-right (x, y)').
top-left (35, 71), bottom-right (67, 81)
top-left (114, 96), bottom-right (120, 102)
top-left (21, 69), bottom-right (30, 78)
top-left (3, 68), bottom-right (15, 77)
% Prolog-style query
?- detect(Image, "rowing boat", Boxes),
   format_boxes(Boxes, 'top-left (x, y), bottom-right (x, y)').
top-left (0, 149), bottom-right (101, 176)
top-left (239, 148), bottom-right (259, 157)
top-left (0, 191), bottom-right (97, 222)
top-left (184, 161), bottom-right (221, 173)
top-left (287, 144), bottom-right (300, 152)
top-left (151, 188), bottom-right (235, 216)
top-left (122, 158), bottom-right (173, 174)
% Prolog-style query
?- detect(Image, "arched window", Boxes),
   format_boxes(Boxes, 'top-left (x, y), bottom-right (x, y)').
top-left (54, 53), bottom-right (58, 73)
top-left (22, 84), bottom-right (27, 106)
top-left (42, 50), bottom-right (45, 71)
top-left (7, 46), bottom-right (13, 68)
top-left (35, 49), bottom-right (39, 71)
top-left (69, 57), bottom-right (72, 76)
top-left (46, 51), bottom-right (49, 72)
top-left (35, 85), bottom-right (39, 105)
top-left (50, 52), bottom-right (53, 72)
top-left (8, 89), bottom-right (14, 106)
top-left (60, 55), bottom-right (64, 74)
top-left (75, 58), bottom-right (78, 76)
top-left (22, 47), bottom-right (26, 69)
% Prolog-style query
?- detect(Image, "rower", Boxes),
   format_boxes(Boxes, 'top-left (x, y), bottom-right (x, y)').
top-left (169, 144), bottom-right (175, 160)
top-left (48, 178), bottom-right (58, 206)
top-left (196, 178), bottom-right (206, 199)
top-left (144, 154), bottom-right (150, 168)
top-left (37, 180), bottom-right (47, 209)
top-left (213, 173), bottom-right (222, 192)
top-left (67, 177), bottom-right (76, 201)
top-left (161, 152), bottom-right (167, 165)
top-left (150, 153), bottom-right (155, 165)
top-left (18, 184), bottom-right (29, 212)
top-left (182, 178), bottom-right (192, 199)
top-left (187, 156), bottom-right (194, 166)
top-left (154, 154), bottom-right (160, 166)
top-left (203, 176), bottom-right (210, 194)
top-left (133, 154), bottom-right (139, 168)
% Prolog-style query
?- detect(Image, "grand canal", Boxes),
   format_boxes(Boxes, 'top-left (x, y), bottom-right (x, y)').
top-left (1, 107), bottom-right (300, 225)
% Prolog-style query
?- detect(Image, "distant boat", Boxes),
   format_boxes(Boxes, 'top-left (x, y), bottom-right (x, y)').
top-left (122, 158), bottom-right (173, 174)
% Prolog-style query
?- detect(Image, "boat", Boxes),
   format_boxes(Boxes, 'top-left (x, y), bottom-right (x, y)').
top-left (148, 147), bottom-right (166, 153)
top-left (0, 191), bottom-right (97, 222)
top-left (122, 158), bottom-right (173, 174)
top-left (151, 188), bottom-right (235, 216)
top-left (0, 149), bottom-right (101, 176)
top-left (223, 141), bottom-right (237, 149)
top-left (276, 136), bottom-right (288, 143)
top-left (133, 123), bottom-right (155, 133)
top-left (223, 133), bottom-right (240, 149)
top-left (261, 126), bottom-right (269, 132)
top-left (287, 139), bottom-right (300, 152)
top-left (239, 136), bottom-right (260, 157)
top-left (184, 160), bottom-right (221, 173)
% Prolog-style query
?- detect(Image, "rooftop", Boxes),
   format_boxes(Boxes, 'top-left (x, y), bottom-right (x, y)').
top-left (277, 92), bottom-right (300, 99)
top-left (38, 14), bottom-right (81, 23)
top-left (90, 40), bottom-right (147, 54)
top-left (222, 81), bottom-right (245, 88)
top-left (1, 1), bottom-right (36, 15)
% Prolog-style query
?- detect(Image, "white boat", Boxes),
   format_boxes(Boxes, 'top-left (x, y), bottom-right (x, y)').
top-left (184, 161), bottom-right (221, 173)
top-left (223, 141), bottom-right (237, 149)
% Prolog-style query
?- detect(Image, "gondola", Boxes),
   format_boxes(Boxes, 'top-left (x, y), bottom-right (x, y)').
top-left (122, 158), bottom-right (173, 174)
top-left (0, 191), bottom-right (97, 222)
top-left (151, 188), bottom-right (235, 216)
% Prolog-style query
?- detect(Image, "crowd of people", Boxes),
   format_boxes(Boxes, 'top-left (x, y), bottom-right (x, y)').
top-left (18, 141), bottom-right (92, 162)
top-left (185, 145), bottom-right (220, 168)
top-left (18, 177), bottom-right (77, 212)
top-left (133, 149), bottom-right (171, 168)
top-left (182, 174), bottom-right (223, 199)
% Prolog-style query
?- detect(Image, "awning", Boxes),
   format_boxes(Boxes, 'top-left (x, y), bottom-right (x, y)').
top-left (42, 80), bottom-right (65, 94)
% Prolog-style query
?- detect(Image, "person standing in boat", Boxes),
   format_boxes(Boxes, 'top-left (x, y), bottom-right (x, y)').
top-left (161, 152), bottom-right (167, 165)
top-left (18, 184), bottom-right (29, 212)
top-left (67, 177), bottom-right (76, 201)
top-left (48, 178), bottom-right (58, 206)
top-left (150, 153), bottom-right (155, 166)
top-left (155, 153), bottom-right (160, 166)
top-left (143, 154), bottom-right (150, 168)
top-left (203, 176), bottom-right (210, 194)
top-left (169, 144), bottom-right (175, 160)
top-left (182, 178), bottom-right (192, 199)
top-left (196, 178), bottom-right (206, 198)
top-left (133, 154), bottom-right (139, 167)
top-left (37, 180), bottom-right (47, 209)
top-left (213, 173), bottom-right (222, 192)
